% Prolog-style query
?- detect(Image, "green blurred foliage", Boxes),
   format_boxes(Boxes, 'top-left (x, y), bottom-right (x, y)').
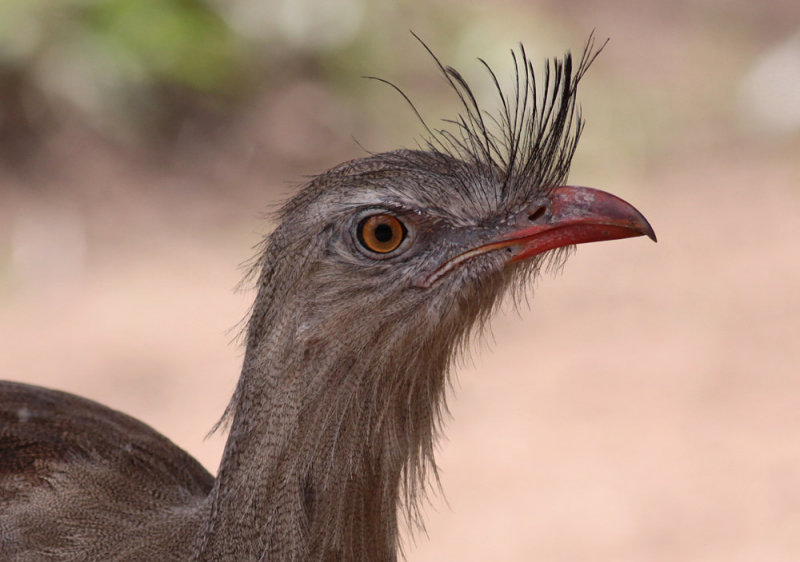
top-left (0, 0), bottom-right (245, 91)
top-left (85, 0), bottom-right (245, 92)
top-left (0, 0), bottom-right (251, 151)
top-left (0, 0), bottom-right (468, 158)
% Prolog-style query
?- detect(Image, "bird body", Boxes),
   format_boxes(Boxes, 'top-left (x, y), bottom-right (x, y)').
top-left (0, 39), bottom-right (654, 561)
top-left (0, 382), bottom-right (212, 560)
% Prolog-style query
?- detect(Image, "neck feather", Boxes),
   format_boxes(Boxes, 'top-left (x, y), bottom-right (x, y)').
top-left (189, 218), bottom-right (510, 561)
top-left (191, 294), bottom-right (454, 561)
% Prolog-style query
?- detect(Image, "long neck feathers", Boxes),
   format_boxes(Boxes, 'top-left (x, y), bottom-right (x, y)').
top-left (191, 221), bottom-right (486, 561)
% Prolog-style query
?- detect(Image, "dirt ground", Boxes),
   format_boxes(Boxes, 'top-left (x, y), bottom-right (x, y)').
top-left (1, 3), bottom-right (799, 560)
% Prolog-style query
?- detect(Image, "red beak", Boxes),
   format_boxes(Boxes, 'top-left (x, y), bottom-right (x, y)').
top-left (419, 186), bottom-right (655, 287)
top-left (501, 185), bottom-right (656, 263)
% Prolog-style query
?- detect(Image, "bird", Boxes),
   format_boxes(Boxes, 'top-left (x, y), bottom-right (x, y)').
top-left (0, 37), bottom-right (655, 561)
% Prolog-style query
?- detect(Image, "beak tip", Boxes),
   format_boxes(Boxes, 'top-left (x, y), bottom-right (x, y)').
top-left (638, 215), bottom-right (657, 243)
top-left (643, 224), bottom-right (657, 243)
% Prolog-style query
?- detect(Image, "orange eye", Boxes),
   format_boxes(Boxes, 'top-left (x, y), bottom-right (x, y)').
top-left (357, 214), bottom-right (406, 254)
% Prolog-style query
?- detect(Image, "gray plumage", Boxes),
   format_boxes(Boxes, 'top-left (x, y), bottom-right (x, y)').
top-left (0, 37), bottom-right (654, 561)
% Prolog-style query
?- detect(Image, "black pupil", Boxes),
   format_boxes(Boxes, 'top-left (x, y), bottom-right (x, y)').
top-left (374, 222), bottom-right (394, 243)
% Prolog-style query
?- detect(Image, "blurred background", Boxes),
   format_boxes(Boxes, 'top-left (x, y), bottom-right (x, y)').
top-left (1, 0), bottom-right (799, 560)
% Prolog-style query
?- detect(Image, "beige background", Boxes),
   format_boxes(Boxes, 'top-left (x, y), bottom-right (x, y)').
top-left (1, 1), bottom-right (799, 560)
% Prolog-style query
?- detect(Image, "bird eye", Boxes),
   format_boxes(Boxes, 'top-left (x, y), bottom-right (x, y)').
top-left (357, 214), bottom-right (407, 254)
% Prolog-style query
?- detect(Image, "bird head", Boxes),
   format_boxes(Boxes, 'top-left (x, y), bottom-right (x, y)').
top-left (242, 38), bottom-right (654, 394)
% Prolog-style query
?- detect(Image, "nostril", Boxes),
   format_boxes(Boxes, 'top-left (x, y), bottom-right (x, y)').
top-left (528, 206), bottom-right (547, 222)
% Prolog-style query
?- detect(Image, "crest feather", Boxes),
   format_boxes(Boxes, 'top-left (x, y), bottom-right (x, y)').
top-left (369, 33), bottom-right (607, 206)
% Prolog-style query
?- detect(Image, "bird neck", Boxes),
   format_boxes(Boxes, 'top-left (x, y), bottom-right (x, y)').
top-left (192, 291), bottom-right (454, 561)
